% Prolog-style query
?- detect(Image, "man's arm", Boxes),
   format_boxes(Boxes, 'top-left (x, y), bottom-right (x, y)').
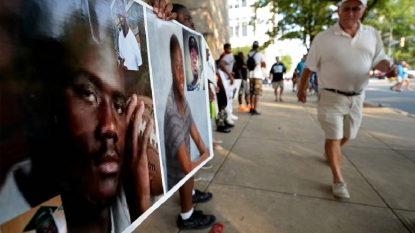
top-left (190, 122), bottom-right (206, 156)
top-left (176, 142), bottom-right (208, 174)
top-left (297, 68), bottom-right (313, 103)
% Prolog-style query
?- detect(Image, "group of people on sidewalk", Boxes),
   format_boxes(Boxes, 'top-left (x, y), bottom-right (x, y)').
top-left (214, 40), bottom-right (267, 135)
top-left (390, 60), bottom-right (412, 92)
top-left (172, 0), bottom-right (405, 230)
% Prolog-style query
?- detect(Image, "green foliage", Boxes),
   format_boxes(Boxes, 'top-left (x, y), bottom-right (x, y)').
top-left (280, 54), bottom-right (293, 72)
top-left (254, 0), bottom-right (392, 51)
top-left (233, 46), bottom-right (265, 57)
top-left (365, 0), bottom-right (415, 66)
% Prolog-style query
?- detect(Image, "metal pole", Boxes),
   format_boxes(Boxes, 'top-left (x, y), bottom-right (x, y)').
top-left (388, 27), bottom-right (393, 63)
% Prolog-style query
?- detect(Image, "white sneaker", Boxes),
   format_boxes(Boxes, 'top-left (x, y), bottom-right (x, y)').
top-left (231, 115), bottom-right (238, 120)
top-left (213, 145), bottom-right (223, 151)
top-left (194, 174), bottom-right (202, 181)
top-left (226, 119), bottom-right (234, 124)
top-left (332, 182), bottom-right (350, 198)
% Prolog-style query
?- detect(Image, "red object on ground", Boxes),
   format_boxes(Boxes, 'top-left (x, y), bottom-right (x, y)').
top-left (210, 222), bottom-right (224, 233)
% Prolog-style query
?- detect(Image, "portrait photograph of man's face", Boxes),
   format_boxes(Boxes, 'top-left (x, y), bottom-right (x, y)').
top-left (183, 30), bottom-right (205, 92)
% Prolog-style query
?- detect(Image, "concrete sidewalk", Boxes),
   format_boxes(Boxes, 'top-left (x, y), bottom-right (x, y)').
top-left (134, 86), bottom-right (415, 233)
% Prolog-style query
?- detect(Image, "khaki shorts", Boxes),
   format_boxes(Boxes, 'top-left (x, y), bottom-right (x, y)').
top-left (317, 89), bottom-right (365, 140)
top-left (249, 78), bottom-right (262, 96)
top-left (272, 80), bottom-right (284, 89)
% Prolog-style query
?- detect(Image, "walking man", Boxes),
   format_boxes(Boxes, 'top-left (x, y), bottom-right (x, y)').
top-left (247, 41), bottom-right (266, 115)
top-left (297, 0), bottom-right (397, 198)
top-left (269, 56), bottom-right (287, 102)
top-left (294, 54), bottom-right (307, 92)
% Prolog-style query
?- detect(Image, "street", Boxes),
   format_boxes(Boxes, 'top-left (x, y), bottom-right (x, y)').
top-left (365, 79), bottom-right (415, 115)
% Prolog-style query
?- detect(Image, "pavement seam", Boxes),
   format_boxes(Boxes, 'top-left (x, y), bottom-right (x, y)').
top-left (208, 181), bottom-right (397, 210)
top-left (342, 150), bottom-right (413, 233)
top-left (360, 128), bottom-right (415, 164)
top-left (193, 110), bottom-right (253, 212)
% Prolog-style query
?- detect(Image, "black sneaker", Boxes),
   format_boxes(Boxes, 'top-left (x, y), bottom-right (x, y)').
top-left (225, 121), bottom-right (234, 128)
top-left (216, 126), bottom-right (230, 133)
top-left (177, 210), bottom-right (216, 230)
top-left (251, 110), bottom-right (261, 115)
top-left (192, 189), bottom-right (213, 203)
top-left (249, 108), bottom-right (254, 113)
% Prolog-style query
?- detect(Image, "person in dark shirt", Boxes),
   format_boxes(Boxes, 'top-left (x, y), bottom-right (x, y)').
top-left (269, 56), bottom-right (287, 101)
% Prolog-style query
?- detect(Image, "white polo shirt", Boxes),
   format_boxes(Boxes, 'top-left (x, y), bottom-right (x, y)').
top-left (119, 28), bottom-right (142, 71)
top-left (306, 22), bottom-right (388, 92)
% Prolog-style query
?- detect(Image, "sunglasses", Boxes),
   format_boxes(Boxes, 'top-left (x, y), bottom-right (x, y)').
top-left (340, 6), bottom-right (364, 13)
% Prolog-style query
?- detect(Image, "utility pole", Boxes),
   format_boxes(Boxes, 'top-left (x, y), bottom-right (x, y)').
top-left (387, 27), bottom-right (393, 63)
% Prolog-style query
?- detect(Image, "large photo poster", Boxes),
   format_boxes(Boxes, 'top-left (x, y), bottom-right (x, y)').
top-left (0, 0), bottom-right (213, 232)
top-left (145, 7), bottom-right (213, 193)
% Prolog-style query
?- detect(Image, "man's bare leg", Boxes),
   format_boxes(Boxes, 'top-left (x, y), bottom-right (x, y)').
top-left (179, 177), bottom-right (194, 213)
top-left (279, 87), bottom-right (284, 101)
top-left (245, 94), bottom-right (250, 106)
top-left (325, 139), bottom-right (344, 183)
top-left (340, 137), bottom-right (348, 147)
top-left (274, 88), bottom-right (278, 101)
top-left (253, 95), bottom-right (259, 110)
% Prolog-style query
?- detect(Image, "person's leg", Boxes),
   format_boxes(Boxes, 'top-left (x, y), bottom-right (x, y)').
top-left (249, 78), bottom-right (255, 113)
top-left (325, 139), bottom-right (344, 183)
top-left (396, 77), bottom-right (403, 91)
top-left (318, 90), bottom-right (350, 197)
top-left (245, 93), bottom-right (250, 107)
top-left (274, 87), bottom-right (278, 101)
top-left (179, 178), bottom-right (194, 213)
top-left (340, 137), bottom-right (348, 147)
top-left (252, 79), bottom-right (262, 114)
top-left (279, 85), bottom-right (284, 101)
top-left (405, 78), bottom-right (412, 90)
top-left (177, 177), bottom-right (215, 229)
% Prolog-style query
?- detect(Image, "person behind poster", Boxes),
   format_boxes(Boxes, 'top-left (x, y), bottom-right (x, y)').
top-left (117, 0), bottom-right (143, 71)
top-left (0, 0), bottom-right (175, 232)
top-left (170, 3), bottom-right (217, 229)
top-left (164, 34), bottom-right (215, 229)
top-left (187, 36), bottom-right (201, 91)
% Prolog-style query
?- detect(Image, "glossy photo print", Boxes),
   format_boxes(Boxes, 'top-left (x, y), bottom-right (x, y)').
top-left (182, 30), bottom-right (205, 91)
top-left (1, 196), bottom-right (67, 233)
top-left (145, 7), bottom-right (213, 196)
top-left (0, 0), bottom-right (164, 232)
top-left (111, 0), bottom-right (165, 222)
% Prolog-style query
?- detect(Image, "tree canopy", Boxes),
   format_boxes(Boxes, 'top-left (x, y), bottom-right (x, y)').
top-left (280, 54), bottom-right (293, 72)
top-left (253, 0), bottom-right (414, 56)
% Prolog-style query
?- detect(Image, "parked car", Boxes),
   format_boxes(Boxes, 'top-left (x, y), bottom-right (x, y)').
top-left (370, 70), bottom-right (386, 79)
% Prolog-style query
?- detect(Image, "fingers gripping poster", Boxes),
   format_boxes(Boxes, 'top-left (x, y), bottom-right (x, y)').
top-left (0, 0), bottom-right (213, 232)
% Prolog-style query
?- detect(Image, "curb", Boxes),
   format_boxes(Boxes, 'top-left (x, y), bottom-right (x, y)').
top-left (364, 102), bottom-right (415, 119)
top-left (391, 108), bottom-right (415, 119)
top-left (363, 102), bottom-right (389, 108)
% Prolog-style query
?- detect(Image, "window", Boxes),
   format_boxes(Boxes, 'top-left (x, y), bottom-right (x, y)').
top-left (235, 4), bottom-right (239, 8)
top-left (242, 0), bottom-right (246, 7)
top-left (230, 26), bottom-right (234, 37)
top-left (235, 26), bottom-right (240, 37)
top-left (229, 5), bottom-right (233, 8)
top-left (242, 23), bottom-right (247, 37)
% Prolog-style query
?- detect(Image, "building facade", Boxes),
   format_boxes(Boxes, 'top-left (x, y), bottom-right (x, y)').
top-left (168, 0), bottom-right (230, 59)
top-left (229, 0), bottom-right (307, 74)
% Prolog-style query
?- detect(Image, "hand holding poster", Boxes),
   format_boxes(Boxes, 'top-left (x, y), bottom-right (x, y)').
top-left (0, 0), bottom-right (213, 232)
